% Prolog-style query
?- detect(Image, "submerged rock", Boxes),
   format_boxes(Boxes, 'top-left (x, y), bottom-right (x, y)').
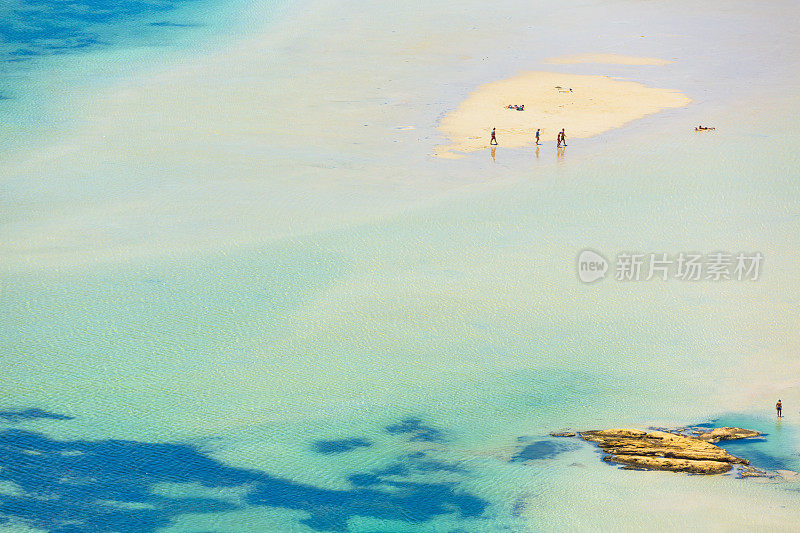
top-left (578, 427), bottom-right (760, 475)
top-left (777, 469), bottom-right (800, 481)
top-left (549, 431), bottom-right (576, 437)
top-left (737, 465), bottom-right (773, 478)
top-left (693, 427), bottom-right (761, 443)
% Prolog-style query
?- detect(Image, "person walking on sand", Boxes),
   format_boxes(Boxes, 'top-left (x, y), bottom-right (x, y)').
top-left (556, 130), bottom-right (563, 148)
top-left (490, 127), bottom-right (498, 145)
top-left (560, 128), bottom-right (567, 147)
top-left (777, 399), bottom-right (783, 417)
top-left (535, 128), bottom-right (540, 145)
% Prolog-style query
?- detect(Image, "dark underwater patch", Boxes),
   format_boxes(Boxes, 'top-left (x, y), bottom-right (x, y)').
top-left (347, 473), bottom-right (382, 487)
top-left (386, 417), bottom-right (446, 443)
top-left (312, 437), bottom-right (372, 454)
top-left (0, 418), bottom-right (486, 532)
top-left (0, 408), bottom-right (74, 423)
top-left (690, 415), bottom-right (799, 472)
top-left (714, 438), bottom-right (792, 471)
top-left (150, 21), bottom-right (198, 27)
top-left (368, 452), bottom-right (465, 480)
top-left (511, 439), bottom-right (577, 462)
top-left (0, 0), bottom-right (198, 62)
top-left (725, 446), bottom-right (792, 471)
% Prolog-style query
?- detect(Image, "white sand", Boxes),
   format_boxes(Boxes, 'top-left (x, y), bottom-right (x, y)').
top-left (434, 71), bottom-right (691, 158)
top-left (544, 53), bottom-right (674, 65)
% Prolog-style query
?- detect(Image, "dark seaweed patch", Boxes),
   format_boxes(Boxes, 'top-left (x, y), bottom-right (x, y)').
top-left (511, 439), bottom-right (577, 462)
top-left (149, 21), bottom-right (198, 27)
top-left (386, 417), bottom-right (446, 443)
top-left (312, 437), bottom-right (372, 454)
top-left (0, 408), bottom-right (74, 423)
top-left (0, 419), bottom-right (486, 532)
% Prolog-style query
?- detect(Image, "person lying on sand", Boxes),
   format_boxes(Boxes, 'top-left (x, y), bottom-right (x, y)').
top-left (695, 125), bottom-right (716, 131)
top-left (505, 104), bottom-right (525, 111)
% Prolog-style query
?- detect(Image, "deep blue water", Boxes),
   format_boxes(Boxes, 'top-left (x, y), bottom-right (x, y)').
top-left (0, 0), bottom-right (202, 63)
top-left (0, 0), bottom-right (254, 105)
top-left (0, 409), bottom-right (488, 532)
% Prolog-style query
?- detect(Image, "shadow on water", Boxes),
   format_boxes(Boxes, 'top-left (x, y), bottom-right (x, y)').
top-left (0, 411), bottom-right (487, 532)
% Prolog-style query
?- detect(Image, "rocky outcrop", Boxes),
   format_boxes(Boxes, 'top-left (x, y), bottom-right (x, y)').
top-left (694, 427), bottom-right (761, 443)
top-left (578, 428), bottom-right (760, 475)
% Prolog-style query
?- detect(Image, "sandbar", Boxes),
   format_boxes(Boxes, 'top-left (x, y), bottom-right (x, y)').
top-left (434, 71), bottom-right (691, 158)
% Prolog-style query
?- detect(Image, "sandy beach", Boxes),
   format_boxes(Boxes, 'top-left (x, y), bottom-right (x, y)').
top-left (434, 70), bottom-right (691, 158)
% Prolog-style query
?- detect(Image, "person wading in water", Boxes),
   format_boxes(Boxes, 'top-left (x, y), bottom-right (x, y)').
top-left (777, 399), bottom-right (783, 418)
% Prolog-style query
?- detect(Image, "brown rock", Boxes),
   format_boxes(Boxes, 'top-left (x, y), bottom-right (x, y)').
top-left (738, 465), bottom-right (771, 478)
top-left (694, 427), bottom-right (761, 443)
top-left (604, 454), bottom-right (734, 474)
top-left (579, 427), bottom-right (755, 475)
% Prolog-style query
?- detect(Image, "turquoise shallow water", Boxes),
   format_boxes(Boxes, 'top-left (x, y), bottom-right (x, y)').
top-left (0, 0), bottom-right (287, 153)
top-left (2, 0), bottom-right (800, 531)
